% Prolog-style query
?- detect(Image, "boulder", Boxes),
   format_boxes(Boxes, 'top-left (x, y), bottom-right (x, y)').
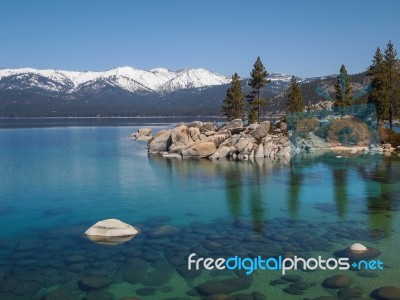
top-left (45, 289), bottom-right (81, 300)
top-left (78, 276), bottom-right (113, 291)
top-left (148, 225), bottom-right (180, 238)
top-left (195, 278), bottom-right (252, 295)
top-left (201, 123), bottom-right (215, 133)
top-left (241, 142), bottom-right (254, 156)
top-left (234, 139), bottom-right (249, 152)
top-left (209, 146), bottom-right (230, 160)
top-left (219, 135), bottom-right (240, 148)
top-left (187, 121), bottom-right (203, 128)
top-left (148, 130), bottom-right (171, 153)
top-left (219, 119), bottom-right (243, 131)
top-left (254, 143), bottom-right (264, 158)
top-left (168, 145), bottom-right (185, 154)
top-left (322, 275), bottom-right (352, 289)
top-left (250, 121), bottom-right (271, 139)
top-left (350, 243), bottom-right (367, 254)
top-left (170, 125), bottom-right (193, 146)
top-left (383, 143), bottom-right (392, 149)
top-left (337, 287), bottom-right (363, 299)
top-left (228, 119), bottom-right (243, 127)
top-left (335, 244), bottom-right (381, 260)
top-left (279, 122), bottom-right (288, 131)
top-left (182, 142), bottom-right (217, 158)
top-left (84, 219), bottom-right (139, 245)
top-left (189, 127), bottom-right (201, 141)
top-left (129, 128), bottom-right (152, 141)
top-left (86, 290), bottom-right (115, 300)
top-left (247, 123), bottom-right (258, 130)
top-left (206, 134), bottom-right (230, 147)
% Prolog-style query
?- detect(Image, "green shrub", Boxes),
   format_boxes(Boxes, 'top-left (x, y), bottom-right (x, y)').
top-left (314, 125), bottom-right (329, 139)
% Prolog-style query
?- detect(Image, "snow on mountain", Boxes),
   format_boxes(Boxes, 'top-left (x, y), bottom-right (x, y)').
top-left (0, 66), bottom-right (230, 93)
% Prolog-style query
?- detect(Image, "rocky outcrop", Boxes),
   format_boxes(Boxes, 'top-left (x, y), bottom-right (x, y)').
top-left (131, 120), bottom-right (291, 160)
top-left (131, 118), bottom-right (396, 160)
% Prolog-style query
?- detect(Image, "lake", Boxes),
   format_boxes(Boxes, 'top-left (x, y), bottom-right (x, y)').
top-left (0, 122), bottom-right (399, 300)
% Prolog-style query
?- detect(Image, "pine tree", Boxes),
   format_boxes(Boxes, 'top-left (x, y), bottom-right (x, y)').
top-left (368, 47), bottom-right (388, 125)
top-left (334, 64), bottom-right (352, 108)
top-left (383, 40), bottom-right (399, 129)
top-left (221, 73), bottom-right (245, 121)
top-left (286, 76), bottom-right (304, 113)
top-left (247, 57), bottom-right (270, 123)
top-left (248, 109), bottom-right (257, 124)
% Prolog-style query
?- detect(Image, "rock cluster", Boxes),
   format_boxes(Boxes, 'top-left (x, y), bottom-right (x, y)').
top-left (130, 119), bottom-right (291, 160)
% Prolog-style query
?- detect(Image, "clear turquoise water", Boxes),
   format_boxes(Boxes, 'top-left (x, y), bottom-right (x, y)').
top-left (0, 125), bottom-right (399, 300)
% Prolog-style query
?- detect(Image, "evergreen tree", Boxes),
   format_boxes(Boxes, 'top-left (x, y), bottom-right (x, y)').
top-left (334, 64), bottom-right (352, 107)
top-left (221, 73), bottom-right (245, 121)
top-left (248, 109), bottom-right (258, 124)
top-left (247, 56), bottom-right (270, 123)
top-left (286, 76), bottom-right (305, 113)
top-left (383, 40), bottom-right (399, 129)
top-left (368, 47), bottom-right (388, 125)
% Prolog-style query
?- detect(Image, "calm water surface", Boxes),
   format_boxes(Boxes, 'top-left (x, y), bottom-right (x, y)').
top-left (0, 125), bottom-right (399, 299)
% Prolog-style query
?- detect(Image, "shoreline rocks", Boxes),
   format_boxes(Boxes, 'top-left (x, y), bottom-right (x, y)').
top-left (130, 119), bottom-right (396, 160)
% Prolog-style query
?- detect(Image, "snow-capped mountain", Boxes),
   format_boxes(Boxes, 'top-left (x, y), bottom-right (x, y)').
top-left (0, 66), bottom-right (230, 94)
top-left (0, 66), bottom-right (330, 117)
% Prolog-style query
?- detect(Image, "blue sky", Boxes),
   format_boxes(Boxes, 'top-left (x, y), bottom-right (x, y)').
top-left (0, 0), bottom-right (399, 77)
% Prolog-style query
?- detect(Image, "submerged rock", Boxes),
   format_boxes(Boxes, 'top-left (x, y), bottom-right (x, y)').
top-left (195, 278), bottom-right (252, 295)
top-left (322, 275), bottom-right (352, 289)
top-left (147, 225), bottom-right (180, 238)
top-left (371, 286), bottom-right (400, 300)
top-left (337, 287), bottom-right (363, 299)
top-left (45, 289), bottom-right (82, 300)
top-left (334, 244), bottom-right (381, 260)
top-left (86, 289), bottom-right (115, 300)
top-left (84, 219), bottom-right (139, 245)
top-left (79, 276), bottom-right (113, 290)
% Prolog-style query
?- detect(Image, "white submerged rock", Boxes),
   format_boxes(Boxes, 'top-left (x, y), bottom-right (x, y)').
top-left (84, 219), bottom-right (139, 245)
top-left (350, 242), bottom-right (367, 253)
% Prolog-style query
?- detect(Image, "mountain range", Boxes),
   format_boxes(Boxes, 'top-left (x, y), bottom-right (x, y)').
top-left (0, 66), bottom-right (369, 117)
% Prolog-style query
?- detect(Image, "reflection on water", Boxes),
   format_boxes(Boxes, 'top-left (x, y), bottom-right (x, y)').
top-left (0, 127), bottom-right (400, 299)
top-left (332, 168), bottom-right (348, 219)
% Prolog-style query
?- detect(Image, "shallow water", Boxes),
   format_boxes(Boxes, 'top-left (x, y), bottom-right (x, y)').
top-left (0, 125), bottom-right (399, 300)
